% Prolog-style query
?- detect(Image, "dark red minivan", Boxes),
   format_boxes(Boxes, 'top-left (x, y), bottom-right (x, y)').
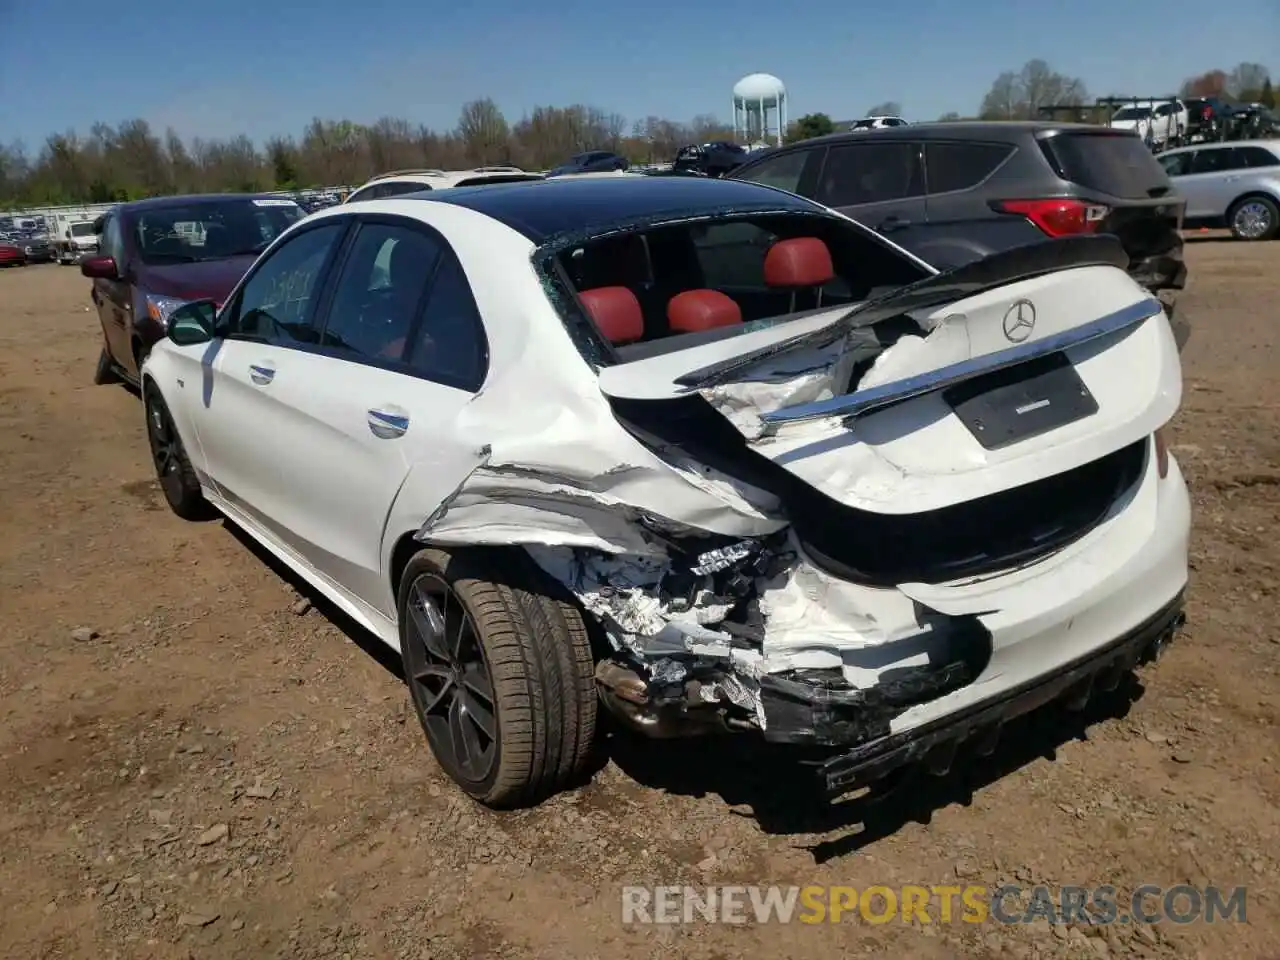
top-left (83, 193), bottom-right (306, 386)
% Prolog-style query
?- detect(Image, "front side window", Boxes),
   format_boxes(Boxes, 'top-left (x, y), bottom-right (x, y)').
top-left (816, 142), bottom-right (925, 206)
top-left (133, 198), bottom-right (304, 265)
top-left (1159, 152), bottom-right (1194, 177)
top-left (319, 222), bottom-right (441, 361)
top-left (101, 214), bottom-right (125, 264)
top-left (224, 223), bottom-right (345, 345)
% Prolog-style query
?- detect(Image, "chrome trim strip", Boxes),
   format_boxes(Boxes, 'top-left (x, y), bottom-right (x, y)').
top-left (760, 297), bottom-right (1162, 426)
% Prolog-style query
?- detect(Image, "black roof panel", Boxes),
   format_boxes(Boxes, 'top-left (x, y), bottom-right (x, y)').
top-left (410, 175), bottom-right (818, 242)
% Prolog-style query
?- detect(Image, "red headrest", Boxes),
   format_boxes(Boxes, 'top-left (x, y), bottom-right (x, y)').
top-left (667, 289), bottom-right (743, 333)
top-left (579, 286), bottom-right (644, 344)
top-left (763, 237), bottom-right (835, 288)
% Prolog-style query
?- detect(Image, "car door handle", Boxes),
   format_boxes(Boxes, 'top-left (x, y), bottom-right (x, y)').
top-left (367, 408), bottom-right (409, 439)
top-left (249, 363), bottom-right (275, 385)
top-left (879, 215), bottom-right (912, 231)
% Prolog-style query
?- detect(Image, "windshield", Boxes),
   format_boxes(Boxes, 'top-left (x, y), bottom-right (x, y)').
top-left (132, 198), bottom-right (304, 265)
top-left (551, 210), bottom-right (929, 364)
top-left (1112, 106), bottom-right (1153, 120)
top-left (70, 222), bottom-right (96, 237)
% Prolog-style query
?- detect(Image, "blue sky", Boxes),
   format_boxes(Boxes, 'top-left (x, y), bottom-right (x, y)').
top-left (0, 0), bottom-right (1275, 148)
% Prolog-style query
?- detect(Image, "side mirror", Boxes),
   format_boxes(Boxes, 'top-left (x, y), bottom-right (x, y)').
top-left (80, 255), bottom-right (118, 280)
top-left (166, 300), bottom-right (218, 347)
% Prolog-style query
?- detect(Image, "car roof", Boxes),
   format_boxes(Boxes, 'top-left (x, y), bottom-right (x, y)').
top-left (1160, 138), bottom-right (1280, 156)
top-left (116, 193), bottom-right (293, 212)
top-left (409, 174), bottom-right (819, 243)
top-left (753, 120), bottom-right (1116, 152)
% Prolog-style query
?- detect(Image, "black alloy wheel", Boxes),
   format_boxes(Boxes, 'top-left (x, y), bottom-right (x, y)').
top-left (402, 574), bottom-right (499, 786)
top-left (143, 389), bottom-right (209, 520)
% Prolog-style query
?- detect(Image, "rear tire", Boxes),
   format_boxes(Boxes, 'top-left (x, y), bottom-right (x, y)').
top-left (144, 386), bottom-right (211, 521)
top-left (1228, 195), bottom-right (1279, 241)
top-left (398, 547), bottom-right (597, 808)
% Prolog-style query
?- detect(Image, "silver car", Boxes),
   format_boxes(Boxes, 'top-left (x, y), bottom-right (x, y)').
top-left (1158, 140), bottom-right (1280, 241)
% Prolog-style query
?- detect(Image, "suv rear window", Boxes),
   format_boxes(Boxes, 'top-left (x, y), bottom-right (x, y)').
top-left (1038, 132), bottom-right (1172, 199)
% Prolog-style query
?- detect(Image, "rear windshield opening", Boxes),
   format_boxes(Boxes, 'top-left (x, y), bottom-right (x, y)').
top-left (70, 222), bottom-right (97, 236)
top-left (1038, 132), bottom-right (1173, 199)
top-left (552, 212), bottom-right (930, 361)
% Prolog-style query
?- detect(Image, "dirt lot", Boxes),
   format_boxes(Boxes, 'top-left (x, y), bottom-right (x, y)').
top-left (0, 241), bottom-right (1277, 960)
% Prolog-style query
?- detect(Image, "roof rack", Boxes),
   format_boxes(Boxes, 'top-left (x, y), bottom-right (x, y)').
top-left (369, 168), bottom-right (446, 180)
top-left (469, 165), bottom-right (525, 173)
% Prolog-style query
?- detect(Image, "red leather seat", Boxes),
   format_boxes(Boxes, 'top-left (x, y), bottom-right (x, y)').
top-left (578, 286), bottom-right (645, 344)
top-left (763, 237), bottom-right (836, 311)
top-left (667, 289), bottom-right (742, 333)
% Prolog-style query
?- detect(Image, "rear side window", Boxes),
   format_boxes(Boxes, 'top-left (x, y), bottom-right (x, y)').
top-left (816, 143), bottom-right (925, 206)
top-left (734, 149), bottom-right (809, 193)
top-left (378, 180), bottom-right (431, 198)
top-left (406, 253), bottom-right (488, 391)
top-left (1038, 133), bottom-right (1172, 199)
top-left (1237, 146), bottom-right (1280, 168)
top-left (454, 174), bottom-right (543, 187)
top-left (925, 142), bottom-right (1013, 194)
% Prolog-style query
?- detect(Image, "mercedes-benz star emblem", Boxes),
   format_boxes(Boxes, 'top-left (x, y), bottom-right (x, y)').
top-left (1002, 299), bottom-right (1036, 343)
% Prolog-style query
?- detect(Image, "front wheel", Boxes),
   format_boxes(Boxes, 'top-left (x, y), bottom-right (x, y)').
top-left (1228, 196), bottom-right (1279, 241)
top-left (398, 548), bottom-right (597, 808)
top-left (93, 345), bottom-right (119, 385)
top-left (144, 387), bottom-right (212, 520)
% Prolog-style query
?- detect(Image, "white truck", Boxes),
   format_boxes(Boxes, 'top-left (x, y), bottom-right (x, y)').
top-left (1108, 100), bottom-right (1190, 151)
top-left (51, 212), bottom-right (100, 265)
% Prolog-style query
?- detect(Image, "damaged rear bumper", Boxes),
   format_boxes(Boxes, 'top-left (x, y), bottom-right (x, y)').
top-left (814, 589), bottom-right (1186, 799)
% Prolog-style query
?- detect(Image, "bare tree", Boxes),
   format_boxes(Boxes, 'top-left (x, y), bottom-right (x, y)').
top-left (979, 60), bottom-right (1087, 120)
top-left (456, 99), bottom-right (511, 166)
top-left (1229, 62), bottom-right (1271, 99)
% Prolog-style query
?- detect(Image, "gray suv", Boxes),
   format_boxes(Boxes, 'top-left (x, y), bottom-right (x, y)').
top-left (1157, 140), bottom-right (1280, 241)
top-left (728, 122), bottom-right (1187, 303)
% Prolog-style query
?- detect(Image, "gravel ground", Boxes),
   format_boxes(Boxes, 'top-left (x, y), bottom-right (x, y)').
top-left (0, 239), bottom-right (1277, 960)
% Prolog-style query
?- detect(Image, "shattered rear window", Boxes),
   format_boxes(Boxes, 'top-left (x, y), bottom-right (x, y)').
top-left (551, 211), bottom-right (929, 361)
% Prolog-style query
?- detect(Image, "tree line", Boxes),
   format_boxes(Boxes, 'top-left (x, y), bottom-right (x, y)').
top-left (1, 59), bottom-right (1272, 209)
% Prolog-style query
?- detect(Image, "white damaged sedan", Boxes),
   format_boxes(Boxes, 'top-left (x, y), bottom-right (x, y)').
top-left (140, 175), bottom-right (1189, 807)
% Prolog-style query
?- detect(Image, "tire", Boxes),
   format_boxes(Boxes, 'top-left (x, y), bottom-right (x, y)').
top-left (398, 547), bottom-right (597, 808)
top-left (143, 386), bottom-right (211, 521)
top-left (93, 345), bottom-right (119, 385)
top-left (1228, 195), bottom-right (1279, 242)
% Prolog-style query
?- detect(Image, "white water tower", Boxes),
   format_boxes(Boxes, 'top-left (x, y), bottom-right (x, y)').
top-left (733, 73), bottom-right (787, 148)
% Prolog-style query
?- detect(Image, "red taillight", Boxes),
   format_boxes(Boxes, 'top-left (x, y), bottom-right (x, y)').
top-left (1202, 106), bottom-right (1213, 120)
top-left (993, 198), bottom-right (1110, 238)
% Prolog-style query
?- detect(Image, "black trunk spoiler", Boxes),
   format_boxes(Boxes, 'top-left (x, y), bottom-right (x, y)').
top-left (673, 234), bottom-right (1131, 390)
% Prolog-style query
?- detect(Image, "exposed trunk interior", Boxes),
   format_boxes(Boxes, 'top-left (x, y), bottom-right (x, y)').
top-left (609, 392), bottom-right (1148, 586)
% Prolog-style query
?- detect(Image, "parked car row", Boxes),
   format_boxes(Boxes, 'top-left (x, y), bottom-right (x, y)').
top-left (80, 135), bottom-right (1194, 809)
top-left (1105, 97), bottom-right (1279, 153)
